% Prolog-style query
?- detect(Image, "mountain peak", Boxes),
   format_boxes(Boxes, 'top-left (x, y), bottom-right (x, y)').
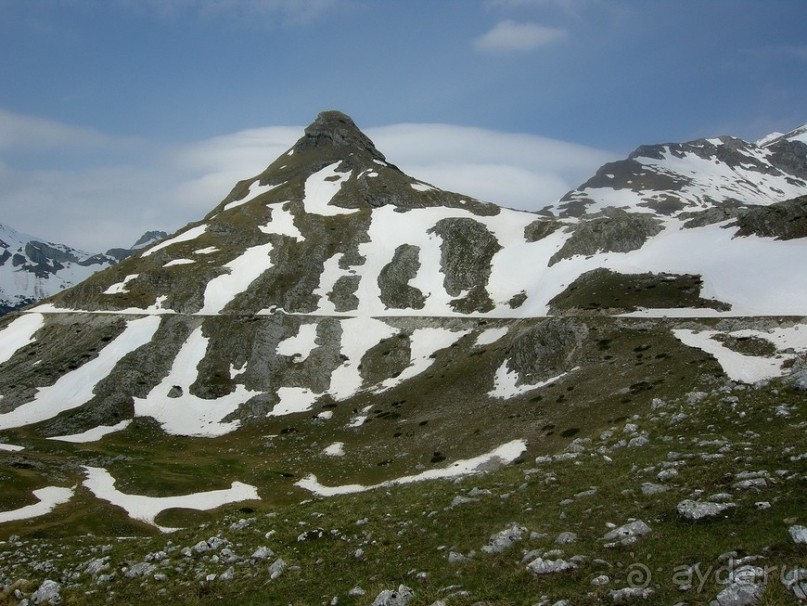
top-left (293, 110), bottom-right (386, 161)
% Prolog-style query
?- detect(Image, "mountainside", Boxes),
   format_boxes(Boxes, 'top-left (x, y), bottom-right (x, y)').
top-left (0, 227), bottom-right (166, 316)
top-left (0, 112), bottom-right (805, 606)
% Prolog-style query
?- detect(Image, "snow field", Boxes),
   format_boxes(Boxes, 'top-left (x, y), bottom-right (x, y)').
top-left (0, 316), bottom-right (161, 431)
top-left (103, 273), bottom-right (139, 294)
top-left (259, 203), bottom-right (304, 241)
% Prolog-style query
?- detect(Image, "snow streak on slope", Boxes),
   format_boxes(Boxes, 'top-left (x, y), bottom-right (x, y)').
top-left (82, 466), bottom-right (259, 532)
top-left (0, 316), bottom-right (161, 430)
top-left (328, 317), bottom-right (398, 400)
top-left (0, 312), bottom-right (44, 365)
top-left (303, 163), bottom-right (357, 216)
top-left (133, 326), bottom-right (260, 436)
top-left (376, 327), bottom-right (470, 392)
top-left (142, 224), bottom-right (207, 257)
top-left (198, 243), bottom-right (273, 315)
top-left (296, 439), bottom-right (527, 497)
top-left (48, 420), bottom-right (132, 443)
top-left (673, 325), bottom-right (807, 384)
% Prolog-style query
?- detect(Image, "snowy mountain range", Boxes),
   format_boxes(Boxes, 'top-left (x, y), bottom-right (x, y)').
top-left (0, 112), bottom-right (805, 597)
top-left (0, 227), bottom-right (166, 315)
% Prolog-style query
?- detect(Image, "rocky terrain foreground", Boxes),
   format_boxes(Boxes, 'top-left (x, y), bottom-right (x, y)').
top-left (0, 112), bottom-right (805, 605)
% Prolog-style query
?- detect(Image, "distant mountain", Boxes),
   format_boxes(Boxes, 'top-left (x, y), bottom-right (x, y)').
top-left (0, 112), bottom-right (805, 605)
top-left (546, 123), bottom-right (807, 220)
top-left (0, 226), bottom-right (166, 315)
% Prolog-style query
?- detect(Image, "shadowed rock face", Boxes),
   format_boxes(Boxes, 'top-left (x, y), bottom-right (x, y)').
top-left (733, 195), bottom-right (807, 240)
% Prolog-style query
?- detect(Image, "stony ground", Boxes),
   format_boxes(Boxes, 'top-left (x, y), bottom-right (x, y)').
top-left (1, 371), bottom-right (805, 605)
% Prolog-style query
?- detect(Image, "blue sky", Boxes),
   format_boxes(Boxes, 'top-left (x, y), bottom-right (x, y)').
top-left (1, 0), bottom-right (806, 251)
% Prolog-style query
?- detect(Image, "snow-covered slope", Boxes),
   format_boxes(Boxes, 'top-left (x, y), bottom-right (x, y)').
top-left (0, 226), bottom-right (167, 314)
top-left (0, 223), bottom-right (115, 313)
top-left (547, 124), bottom-right (807, 219)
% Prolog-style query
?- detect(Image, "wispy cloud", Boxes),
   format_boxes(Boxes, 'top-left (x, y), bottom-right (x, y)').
top-left (116, 0), bottom-right (339, 25)
top-left (747, 44), bottom-right (807, 62)
top-left (0, 108), bottom-right (132, 153)
top-left (0, 111), bottom-right (612, 252)
top-left (475, 20), bottom-right (567, 53)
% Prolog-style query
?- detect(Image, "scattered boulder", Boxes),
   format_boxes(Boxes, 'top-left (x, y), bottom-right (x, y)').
top-left (526, 557), bottom-right (577, 575)
top-left (710, 565), bottom-right (766, 606)
top-left (610, 586), bottom-right (654, 603)
top-left (371, 584), bottom-right (414, 606)
top-left (30, 579), bottom-right (61, 605)
top-left (268, 558), bottom-right (286, 580)
top-left (677, 499), bottom-right (735, 521)
top-left (481, 523), bottom-right (527, 554)
top-left (602, 520), bottom-right (651, 547)
top-left (781, 568), bottom-right (807, 601)
top-left (789, 525), bottom-right (807, 545)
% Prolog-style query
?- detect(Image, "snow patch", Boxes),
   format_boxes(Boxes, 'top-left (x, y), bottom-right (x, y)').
top-left (672, 327), bottom-right (804, 383)
top-left (133, 326), bottom-right (259, 436)
top-left (82, 466), bottom-right (259, 532)
top-left (0, 486), bottom-right (74, 524)
top-left (296, 439), bottom-right (527, 497)
top-left (0, 312), bottom-right (45, 365)
top-left (142, 224), bottom-right (207, 257)
top-left (303, 162), bottom-right (357, 216)
top-left (198, 243), bottom-right (273, 315)
top-left (103, 274), bottom-right (139, 295)
top-left (48, 420), bottom-right (132, 443)
top-left (322, 442), bottom-right (345, 457)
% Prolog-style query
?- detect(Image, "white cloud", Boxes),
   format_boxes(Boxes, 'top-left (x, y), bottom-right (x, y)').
top-left (0, 112), bottom-right (612, 252)
top-left (475, 20), bottom-right (567, 52)
top-left (0, 108), bottom-right (132, 152)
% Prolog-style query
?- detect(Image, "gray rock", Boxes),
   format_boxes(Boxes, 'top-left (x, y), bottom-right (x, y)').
top-left (640, 482), bottom-right (668, 496)
top-left (677, 499), bottom-right (735, 521)
top-left (789, 525), bottom-right (807, 544)
top-left (84, 557), bottom-right (110, 576)
top-left (781, 568), bottom-right (807, 600)
top-left (31, 580), bottom-right (61, 605)
top-left (251, 546), bottom-right (274, 560)
top-left (610, 587), bottom-right (654, 603)
top-left (710, 565), bottom-right (766, 606)
top-left (732, 478), bottom-right (766, 491)
top-left (123, 562), bottom-right (155, 579)
top-left (481, 523), bottom-right (527, 554)
top-left (526, 557), bottom-right (577, 575)
top-left (371, 584), bottom-right (414, 606)
top-left (555, 532), bottom-right (578, 545)
top-left (268, 558), bottom-right (286, 580)
top-left (602, 520), bottom-right (652, 546)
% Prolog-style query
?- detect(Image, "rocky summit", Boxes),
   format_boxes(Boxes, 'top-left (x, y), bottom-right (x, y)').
top-left (0, 111), bottom-right (805, 605)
